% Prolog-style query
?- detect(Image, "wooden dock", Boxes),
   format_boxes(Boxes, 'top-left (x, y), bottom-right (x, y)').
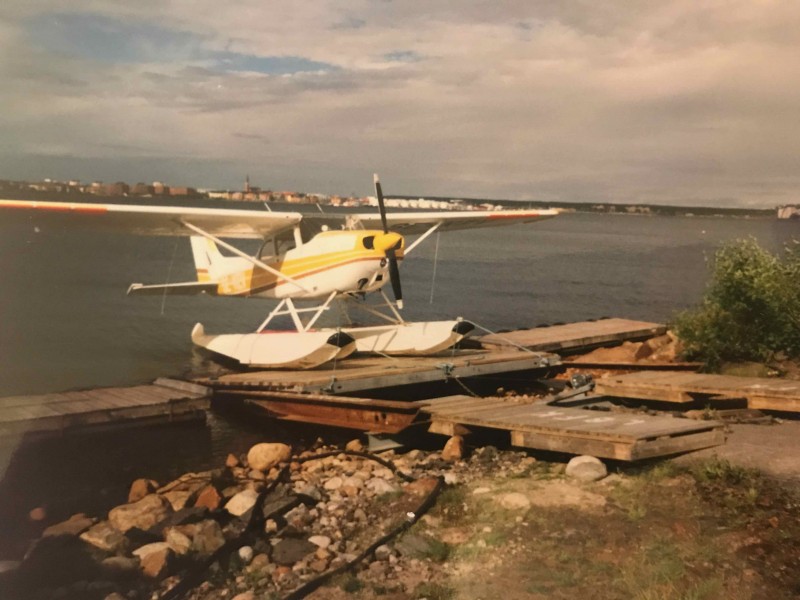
top-left (0, 378), bottom-right (210, 439)
top-left (479, 318), bottom-right (667, 353)
top-left (595, 371), bottom-right (800, 411)
top-left (419, 395), bottom-right (724, 461)
top-left (195, 350), bottom-right (559, 395)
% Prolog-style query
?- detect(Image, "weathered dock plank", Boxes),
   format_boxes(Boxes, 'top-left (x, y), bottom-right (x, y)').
top-left (195, 350), bottom-right (559, 395)
top-left (0, 379), bottom-right (211, 439)
top-left (478, 318), bottom-right (667, 353)
top-left (419, 395), bottom-right (724, 461)
top-left (595, 371), bottom-right (800, 411)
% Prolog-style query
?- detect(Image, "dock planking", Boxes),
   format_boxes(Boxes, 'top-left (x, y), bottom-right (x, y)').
top-left (194, 350), bottom-right (559, 395)
top-left (0, 378), bottom-right (210, 439)
top-left (478, 318), bottom-right (667, 354)
top-left (595, 371), bottom-right (800, 411)
top-left (419, 395), bottom-right (724, 461)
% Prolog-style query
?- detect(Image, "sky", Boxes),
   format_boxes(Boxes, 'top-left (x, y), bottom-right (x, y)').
top-left (1, 1), bottom-right (799, 207)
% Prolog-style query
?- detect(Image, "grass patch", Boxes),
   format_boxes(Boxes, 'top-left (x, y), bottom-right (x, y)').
top-left (433, 485), bottom-right (468, 524)
top-left (413, 582), bottom-right (455, 600)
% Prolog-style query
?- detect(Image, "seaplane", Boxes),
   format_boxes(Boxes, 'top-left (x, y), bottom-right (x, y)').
top-left (0, 176), bottom-right (559, 369)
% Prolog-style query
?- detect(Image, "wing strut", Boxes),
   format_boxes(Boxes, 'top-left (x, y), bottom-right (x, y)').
top-left (181, 220), bottom-right (311, 293)
top-left (404, 221), bottom-right (443, 255)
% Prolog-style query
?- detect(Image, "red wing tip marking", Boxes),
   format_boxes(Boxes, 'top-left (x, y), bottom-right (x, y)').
top-left (0, 200), bottom-right (108, 214)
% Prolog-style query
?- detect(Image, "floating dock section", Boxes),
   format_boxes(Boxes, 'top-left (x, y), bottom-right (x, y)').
top-left (0, 378), bottom-right (210, 439)
top-left (596, 371), bottom-right (800, 412)
top-left (479, 318), bottom-right (667, 353)
top-left (196, 350), bottom-right (559, 395)
top-left (419, 395), bottom-right (724, 461)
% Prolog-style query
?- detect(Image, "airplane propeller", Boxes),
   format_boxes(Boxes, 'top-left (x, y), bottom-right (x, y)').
top-left (373, 173), bottom-right (403, 309)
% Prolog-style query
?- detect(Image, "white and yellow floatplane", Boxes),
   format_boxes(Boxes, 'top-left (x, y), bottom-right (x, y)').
top-left (0, 175), bottom-right (558, 369)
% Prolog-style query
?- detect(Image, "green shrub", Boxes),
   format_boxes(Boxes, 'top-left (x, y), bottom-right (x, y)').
top-left (674, 238), bottom-right (800, 366)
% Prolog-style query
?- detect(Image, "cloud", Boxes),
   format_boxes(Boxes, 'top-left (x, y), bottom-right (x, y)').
top-left (2, 1), bottom-right (800, 205)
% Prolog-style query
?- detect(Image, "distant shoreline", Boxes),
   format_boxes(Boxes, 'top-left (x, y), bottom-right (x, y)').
top-left (0, 187), bottom-right (776, 219)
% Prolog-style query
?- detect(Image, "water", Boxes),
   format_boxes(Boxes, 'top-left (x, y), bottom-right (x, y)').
top-left (0, 210), bottom-right (796, 556)
top-left (1, 211), bottom-right (795, 396)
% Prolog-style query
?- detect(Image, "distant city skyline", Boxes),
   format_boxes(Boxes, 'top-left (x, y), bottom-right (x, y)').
top-left (2, 2), bottom-right (800, 208)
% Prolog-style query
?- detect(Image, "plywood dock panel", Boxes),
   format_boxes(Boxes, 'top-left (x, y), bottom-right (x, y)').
top-left (421, 395), bottom-right (723, 461)
top-left (479, 318), bottom-right (667, 353)
top-left (595, 371), bottom-right (800, 411)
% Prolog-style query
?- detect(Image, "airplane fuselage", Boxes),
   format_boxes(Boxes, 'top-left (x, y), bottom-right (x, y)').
top-left (199, 229), bottom-right (404, 300)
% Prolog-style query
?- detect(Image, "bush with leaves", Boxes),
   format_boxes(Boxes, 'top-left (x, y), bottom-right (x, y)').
top-left (673, 238), bottom-right (800, 367)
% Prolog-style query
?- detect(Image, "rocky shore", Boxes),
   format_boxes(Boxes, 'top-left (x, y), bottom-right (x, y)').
top-left (4, 426), bottom-right (800, 599)
top-left (2, 435), bottom-right (563, 600)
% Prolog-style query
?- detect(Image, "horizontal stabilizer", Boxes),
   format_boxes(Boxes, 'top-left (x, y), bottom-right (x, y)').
top-left (127, 282), bottom-right (219, 296)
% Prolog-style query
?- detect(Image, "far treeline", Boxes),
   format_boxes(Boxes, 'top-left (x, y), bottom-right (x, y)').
top-left (674, 238), bottom-right (800, 368)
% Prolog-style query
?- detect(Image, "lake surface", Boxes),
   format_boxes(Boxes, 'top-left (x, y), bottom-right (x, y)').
top-left (0, 210), bottom-right (796, 396)
top-left (0, 209), bottom-right (796, 556)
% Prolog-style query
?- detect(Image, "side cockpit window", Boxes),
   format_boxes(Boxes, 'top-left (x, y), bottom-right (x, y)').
top-left (362, 235), bottom-right (375, 250)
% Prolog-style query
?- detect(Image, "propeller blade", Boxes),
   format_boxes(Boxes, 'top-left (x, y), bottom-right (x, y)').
top-left (386, 248), bottom-right (403, 309)
top-left (373, 173), bottom-right (389, 234)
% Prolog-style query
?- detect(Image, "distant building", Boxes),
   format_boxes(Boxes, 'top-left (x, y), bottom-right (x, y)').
top-left (131, 182), bottom-right (155, 196)
top-left (777, 205), bottom-right (800, 219)
top-left (152, 182), bottom-right (169, 195)
top-left (168, 186), bottom-right (197, 196)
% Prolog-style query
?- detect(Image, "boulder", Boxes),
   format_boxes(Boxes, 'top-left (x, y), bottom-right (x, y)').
top-left (323, 476), bottom-right (343, 491)
top-left (232, 593), bottom-right (255, 600)
top-left (247, 443), bottom-right (291, 472)
top-left (162, 490), bottom-right (192, 511)
top-left (108, 494), bottom-right (171, 533)
top-left (133, 543), bottom-right (173, 579)
top-left (191, 520), bottom-right (226, 556)
top-left (442, 435), bottom-right (464, 462)
top-left (272, 538), bottom-right (316, 566)
top-left (80, 521), bottom-right (127, 553)
top-left (127, 479), bottom-right (159, 503)
top-left (194, 485), bottom-right (223, 511)
top-left (28, 507), bottom-right (47, 521)
top-left (367, 478), bottom-right (399, 496)
top-left (238, 545), bottom-right (254, 564)
top-left (43, 513), bottom-right (96, 538)
top-left (225, 453), bottom-right (240, 468)
top-left (565, 455), bottom-right (608, 482)
top-left (308, 535), bottom-right (331, 549)
top-left (101, 556), bottom-right (140, 576)
top-left (165, 528), bottom-right (192, 555)
top-left (225, 488), bottom-right (259, 517)
top-left (345, 439), bottom-right (364, 452)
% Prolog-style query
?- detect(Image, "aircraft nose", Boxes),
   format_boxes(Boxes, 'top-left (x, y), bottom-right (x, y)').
top-left (373, 232), bottom-right (403, 252)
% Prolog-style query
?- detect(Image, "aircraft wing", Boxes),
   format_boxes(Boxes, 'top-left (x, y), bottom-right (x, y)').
top-left (330, 208), bottom-right (560, 235)
top-left (0, 199), bottom-right (302, 239)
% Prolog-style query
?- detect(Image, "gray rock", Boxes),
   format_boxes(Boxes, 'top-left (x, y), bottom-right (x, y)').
top-left (100, 556), bottom-right (139, 575)
top-left (191, 520), bottom-right (226, 556)
top-left (238, 545), bottom-right (254, 564)
top-left (272, 538), bottom-right (317, 566)
top-left (565, 455), bottom-right (608, 482)
top-left (367, 478), bottom-right (399, 496)
top-left (374, 544), bottom-right (392, 561)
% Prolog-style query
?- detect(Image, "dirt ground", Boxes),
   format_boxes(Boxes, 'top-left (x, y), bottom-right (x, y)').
top-left (310, 425), bottom-right (800, 600)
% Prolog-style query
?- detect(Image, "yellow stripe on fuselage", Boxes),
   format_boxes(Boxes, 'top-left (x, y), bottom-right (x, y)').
top-left (217, 230), bottom-right (404, 296)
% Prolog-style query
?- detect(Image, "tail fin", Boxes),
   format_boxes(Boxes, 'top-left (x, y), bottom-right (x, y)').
top-left (190, 236), bottom-right (224, 282)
